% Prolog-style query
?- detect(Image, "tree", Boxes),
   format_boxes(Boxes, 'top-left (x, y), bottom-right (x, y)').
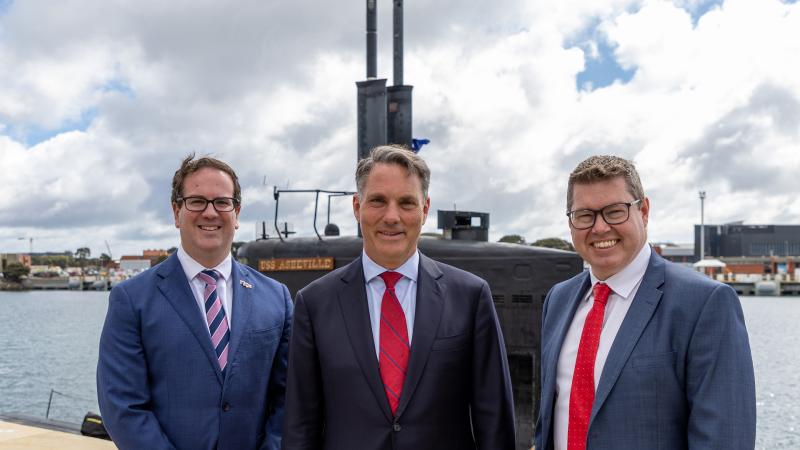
top-left (531, 237), bottom-right (575, 251)
top-left (499, 234), bottom-right (526, 244)
top-left (76, 247), bottom-right (91, 260)
top-left (3, 262), bottom-right (30, 282)
top-left (99, 253), bottom-right (112, 267)
top-left (76, 247), bottom-right (91, 275)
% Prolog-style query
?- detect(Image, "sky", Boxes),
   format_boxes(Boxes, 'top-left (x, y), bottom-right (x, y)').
top-left (1, 0), bottom-right (799, 258)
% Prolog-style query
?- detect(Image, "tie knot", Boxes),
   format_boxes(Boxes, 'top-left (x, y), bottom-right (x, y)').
top-left (379, 271), bottom-right (403, 290)
top-left (593, 282), bottom-right (611, 305)
top-left (198, 269), bottom-right (220, 285)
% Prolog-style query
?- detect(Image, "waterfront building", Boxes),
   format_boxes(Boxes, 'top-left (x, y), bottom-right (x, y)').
top-left (695, 222), bottom-right (800, 258)
top-left (0, 253), bottom-right (31, 271)
top-left (119, 255), bottom-right (151, 272)
top-left (652, 243), bottom-right (694, 266)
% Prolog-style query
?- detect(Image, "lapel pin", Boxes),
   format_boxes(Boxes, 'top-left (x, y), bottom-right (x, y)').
top-left (239, 280), bottom-right (253, 289)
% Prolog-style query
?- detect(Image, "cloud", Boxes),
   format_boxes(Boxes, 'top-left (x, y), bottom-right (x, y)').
top-left (1, 0), bottom-right (799, 256)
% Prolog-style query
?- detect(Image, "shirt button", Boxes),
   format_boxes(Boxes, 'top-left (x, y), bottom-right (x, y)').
top-left (393, 422), bottom-right (401, 432)
top-left (222, 403), bottom-right (231, 412)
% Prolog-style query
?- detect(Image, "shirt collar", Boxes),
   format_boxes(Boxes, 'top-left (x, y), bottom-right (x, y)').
top-left (589, 243), bottom-right (651, 299)
top-left (362, 249), bottom-right (419, 284)
top-left (177, 246), bottom-right (233, 282)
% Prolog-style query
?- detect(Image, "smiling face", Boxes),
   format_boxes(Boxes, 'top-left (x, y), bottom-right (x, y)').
top-left (569, 176), bottom-right (649, 280)
top-left (353, 162), bottom-right (430, 270)
top-left (172, 167), bottom-right (240, 268)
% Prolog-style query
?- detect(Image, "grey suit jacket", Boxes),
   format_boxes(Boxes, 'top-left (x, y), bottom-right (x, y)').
top-left (535, 251), bottom-right (756, 450)
top-left (283, 252), bottom-right (516, 450)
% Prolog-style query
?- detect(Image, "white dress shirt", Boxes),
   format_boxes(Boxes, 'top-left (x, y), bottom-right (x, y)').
top-left (553, 243), bottom-right (652, 450)
top-left (362, 250), bottom-right (419, 359)
top-left (177, 246), bottom-right (234, 332)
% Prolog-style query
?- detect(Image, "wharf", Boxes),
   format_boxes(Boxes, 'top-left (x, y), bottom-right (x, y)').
top-left (722, 280), bottom-right (800, 296)
top-left (0, 416), bottom-right (114, 449)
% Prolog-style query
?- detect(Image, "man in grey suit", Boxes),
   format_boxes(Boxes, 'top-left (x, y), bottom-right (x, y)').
top-left (535, 155), bottom-right (756, 450)
top-left (283, 145), bottom-right (516, 450)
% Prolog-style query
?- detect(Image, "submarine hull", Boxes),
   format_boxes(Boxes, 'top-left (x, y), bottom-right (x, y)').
top-left (238, 236), bottom-right (583, 449)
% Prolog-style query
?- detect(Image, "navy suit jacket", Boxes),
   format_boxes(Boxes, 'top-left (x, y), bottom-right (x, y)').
top-left (97, 254), bottom-right (293, 450)
top-left (535, 251), bottom-right (756, 450)
top-left (283, 253), bottom-right (516, 450)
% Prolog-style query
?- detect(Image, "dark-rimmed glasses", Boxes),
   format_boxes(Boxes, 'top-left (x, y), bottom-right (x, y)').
top-left (178, 196), bottom-right (239, 212)
top-left (567, 199), bottom-right (641, 230)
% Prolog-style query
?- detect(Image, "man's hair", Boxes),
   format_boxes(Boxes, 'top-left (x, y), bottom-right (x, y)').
top-left (355, 145), bottom-right (431, 198)
top-left (171, 153), bottom-right (242, 205)
top-left (567, 155), bottom-right (645, 211)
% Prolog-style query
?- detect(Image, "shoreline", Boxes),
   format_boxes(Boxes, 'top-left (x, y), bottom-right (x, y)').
top-left (0, 281), bottom-right (26, 291)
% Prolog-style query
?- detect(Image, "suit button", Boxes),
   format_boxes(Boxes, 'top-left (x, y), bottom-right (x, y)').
top-left (222, 403), bottom-right (231, 412)
top-left (393, 422), bottom-right (401, 432)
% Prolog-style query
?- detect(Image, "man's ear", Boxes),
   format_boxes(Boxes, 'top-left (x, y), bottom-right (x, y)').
top-left (172, 202), bottom-right (181, 228)
top-left (352, 193), bottom-right (361, 222)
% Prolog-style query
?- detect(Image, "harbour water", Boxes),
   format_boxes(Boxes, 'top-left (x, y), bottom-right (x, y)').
top-left (0, 291), bottom-right (798, 448)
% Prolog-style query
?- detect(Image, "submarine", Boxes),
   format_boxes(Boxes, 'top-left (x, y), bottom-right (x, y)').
top-left (236, 2), bottom-right (583, 448)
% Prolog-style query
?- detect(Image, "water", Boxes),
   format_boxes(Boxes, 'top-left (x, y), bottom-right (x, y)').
top-left (741, 296), bottom-right (800, 449)
top-left (0, 292), bottom-right (798, 448)
top-left (0, 290), bottom-right (107, 423)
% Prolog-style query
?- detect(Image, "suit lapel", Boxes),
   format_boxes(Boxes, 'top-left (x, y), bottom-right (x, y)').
top-left (337, 258), bottom-right (394, 422)
top-left (591, 253), bottom-right (665, 423)
top-left (225, 261), bottom-right (253, 380)
top-left (156, 254), bottom-right (223, 385)
top-left (396, 253), bottom-right (444, 417)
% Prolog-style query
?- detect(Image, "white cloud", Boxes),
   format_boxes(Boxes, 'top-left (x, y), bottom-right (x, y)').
top-left (1, 0), bottom-right (799, 256)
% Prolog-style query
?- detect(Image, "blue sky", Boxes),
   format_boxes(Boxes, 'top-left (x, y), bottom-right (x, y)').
top-left (575, 32), bottom-right (637, 91)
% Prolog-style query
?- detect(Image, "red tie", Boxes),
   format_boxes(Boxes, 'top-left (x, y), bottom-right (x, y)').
top-left (567, 282), bottom-right (611, 450)
top-left (378, 271), bottom-right (409, 416)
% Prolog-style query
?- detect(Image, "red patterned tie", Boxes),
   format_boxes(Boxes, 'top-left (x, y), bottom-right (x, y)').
top-left (567, 282), bottom-right (611, 450)
top-left (378, 271), bottom-right (408, 416)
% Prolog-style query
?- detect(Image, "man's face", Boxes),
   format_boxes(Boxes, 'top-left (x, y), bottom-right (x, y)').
top-left (353, 163), bottom-right (430, 270)
top-left (569, 176), bottom-right (649, 280)
top-left (172, 167), bottom-right (240, 268)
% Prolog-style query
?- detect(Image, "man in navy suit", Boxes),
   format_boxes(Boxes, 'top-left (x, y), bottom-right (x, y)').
top-left (97, 155), bottom-right (292, 450)
top-left (283, 145), bottom-right (516, 450)
top-left (535, 155), bottom-right (756, 450)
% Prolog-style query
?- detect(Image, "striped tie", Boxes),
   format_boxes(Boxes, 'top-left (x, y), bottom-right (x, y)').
top-left (378, 271), bottom-right (408, 416)
top-left (197, 269), bottom-right (230, 376)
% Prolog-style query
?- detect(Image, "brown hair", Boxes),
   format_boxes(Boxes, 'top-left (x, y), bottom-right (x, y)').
top-left (567, 155), bottom-right (644, 211)
top-left (355, 145), bottom-right (431, 198)
top-left (171, 153), bottom-right (242, 205)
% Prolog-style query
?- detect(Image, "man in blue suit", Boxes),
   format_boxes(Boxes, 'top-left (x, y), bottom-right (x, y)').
top-left (535, 155), bottom-right (755, 450)
top-left (97, 155), bottom-right (292, 450)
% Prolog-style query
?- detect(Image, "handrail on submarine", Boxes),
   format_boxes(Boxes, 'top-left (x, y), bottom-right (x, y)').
top-left (272, 187), bottom-right (356, 242)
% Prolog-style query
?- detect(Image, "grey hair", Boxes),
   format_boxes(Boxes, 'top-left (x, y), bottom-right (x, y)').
top-left (355, 145), bottom-right (431, 198)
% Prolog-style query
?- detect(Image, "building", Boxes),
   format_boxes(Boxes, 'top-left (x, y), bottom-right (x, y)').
top-left (119, 255), bottom-right (151, 272)
top-left (694, 222), bottom-right (800, 259)
top-left (143, 249), bottom-right (169, 266)
top-left (653, 243), bottom-right (694, 266)
top-left (1, 253), bottom-right (32, 272)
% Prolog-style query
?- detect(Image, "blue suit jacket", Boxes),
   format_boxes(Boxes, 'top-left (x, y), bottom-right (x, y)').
top-left (283, 253), bottom-right (516, 450)
top-left (535, 251), bottom-right (755, 450)
top-left (97, 254), bottom-right (293, 450)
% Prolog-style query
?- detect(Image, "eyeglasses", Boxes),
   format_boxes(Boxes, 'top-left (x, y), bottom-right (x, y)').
top-left (178, 196), bottom-right (239, 212)
top-left (567, 199), bottom-right (641, 230)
